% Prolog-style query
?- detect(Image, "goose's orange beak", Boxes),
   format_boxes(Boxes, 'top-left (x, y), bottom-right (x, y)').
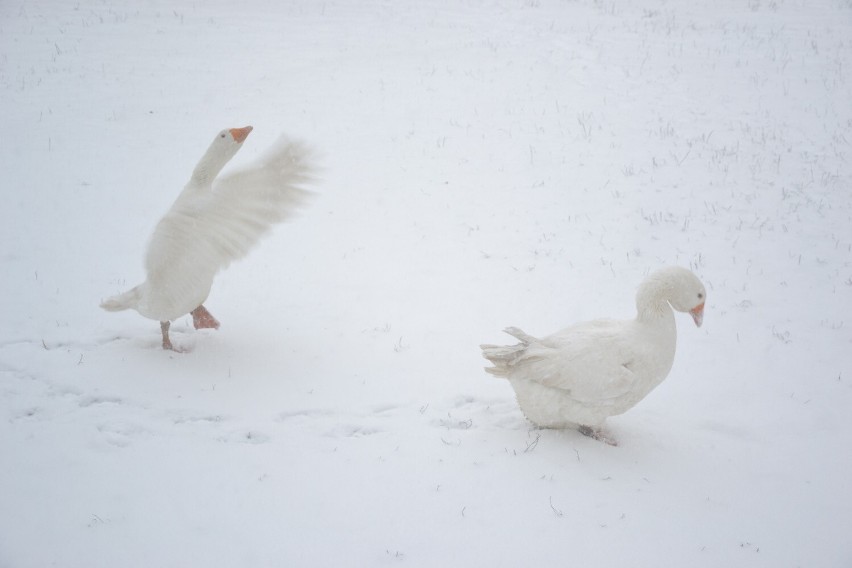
top-left (689, 302), bottom-right (704, 327)
top-left (229, 126), bottom-right (253, 143)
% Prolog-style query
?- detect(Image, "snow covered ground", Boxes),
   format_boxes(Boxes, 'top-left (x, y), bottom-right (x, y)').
top-left (1, 0), bottom-right (851, 566)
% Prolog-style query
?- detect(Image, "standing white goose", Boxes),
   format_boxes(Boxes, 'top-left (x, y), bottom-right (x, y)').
top-left (481, 266), bottom-right (705, 445)
top-left (101, 126), bottom-right (313, 350)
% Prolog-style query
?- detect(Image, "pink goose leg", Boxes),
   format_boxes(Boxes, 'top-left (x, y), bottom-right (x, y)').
top-left (160, 321), bottom-right (176, 351)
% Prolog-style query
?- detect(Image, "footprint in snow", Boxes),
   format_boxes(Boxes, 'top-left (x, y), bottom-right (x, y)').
top-left (96, 421), bottom-right (147, 448)
top-left (220, 430), bottom-right (270, 444)
top-left (277, 406), bottom-right (399, 439)
top-left (11, 407), bottom-right (42, 421)
top-left (367, 402), bottom-right (405, 416)
top-left (172, 414), bottom-right (226, 425)
top-left (277, 408), bottom-right (338, 422)
top-left (429, 396), bottom-right (525, 431)
top-left (78, 395), bottom-right (123, 408)
top-left (323, 423), bottom-right (382, 438)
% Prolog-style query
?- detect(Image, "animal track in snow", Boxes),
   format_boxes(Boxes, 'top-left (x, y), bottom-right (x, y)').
top-left (277, 404), bottom-right (410, 439)
top-left (323, 423), bottom-right (383, 438)
top-left (434, 415), bottom-right (475, 430)
top-left (273, 399), bottom-right (526, 442)
top-left (368, 403), bottom-right (405, 415)
top-left (450, 395), bottom-right (479, 409)
top-left (277, 408), bottom-right (338, 422)
top-left (11, 407), bottom-right (42, 421)
top-left (79, 395), bottom-right (123, 408)
top-left (96, 421), bottom-right (148, 448)
top-left (172, 414), bottom-right (227, 425)
top-left (220, 430), bottom-right (270, 444)
top-left (429, 396), bottom-right (523, 431)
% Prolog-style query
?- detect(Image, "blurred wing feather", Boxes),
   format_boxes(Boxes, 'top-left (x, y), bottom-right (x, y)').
top-left (195, 137), bottom-right (315, 270)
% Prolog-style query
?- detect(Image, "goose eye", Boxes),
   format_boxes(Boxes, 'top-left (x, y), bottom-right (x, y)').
top-left (220, 133), bottom-right (226, 138)
top-left (698, 292), bottom-right (704, 299)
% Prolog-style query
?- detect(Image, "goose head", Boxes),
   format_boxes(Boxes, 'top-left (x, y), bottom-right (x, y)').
top-left (190, 126), bottom-right (253, 185)
top-left (637, 266), bottom-right (706, 327)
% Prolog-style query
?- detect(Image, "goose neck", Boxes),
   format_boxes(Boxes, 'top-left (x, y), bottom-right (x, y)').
top-left (190, 147), bottom-right (230, 186)
top-left (190, 159), bottom-right (223, 186)
top-left (635, 277), bottom-right (674, 323)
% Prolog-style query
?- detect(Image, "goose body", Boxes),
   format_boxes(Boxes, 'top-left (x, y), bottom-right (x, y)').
top-left (101, 126), bottom-right (313, 350)
top-left (481, 266), bottom-right (705, 444)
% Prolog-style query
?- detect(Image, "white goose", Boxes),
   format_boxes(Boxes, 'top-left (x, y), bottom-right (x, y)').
top-left (101, 126), bottom-right (313, 350)
top-left (481, 266), bottom-right (705, 445)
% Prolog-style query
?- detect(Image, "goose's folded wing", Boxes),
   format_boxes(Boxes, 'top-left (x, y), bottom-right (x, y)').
top-left (193, 137), bottom-right (315, 269)
top-left (518, 321), bottom-right (638, 404)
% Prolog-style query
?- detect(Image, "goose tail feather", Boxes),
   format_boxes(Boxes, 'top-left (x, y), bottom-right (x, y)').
top-left (100, 286), bottom-right (142, 312)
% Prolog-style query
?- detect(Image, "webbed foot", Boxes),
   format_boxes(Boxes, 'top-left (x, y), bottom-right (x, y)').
top-left (191, 305), bottom-right (220, 330)
top-left (578, 425), bottom-right (618, 446)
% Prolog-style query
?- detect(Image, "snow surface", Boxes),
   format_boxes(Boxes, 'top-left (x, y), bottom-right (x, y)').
top-left (1, 0), bottom-right (851, 566)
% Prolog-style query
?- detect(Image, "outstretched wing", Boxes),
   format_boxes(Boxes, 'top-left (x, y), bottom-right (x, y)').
top-left (190, 136), bottom-right (315, 270)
